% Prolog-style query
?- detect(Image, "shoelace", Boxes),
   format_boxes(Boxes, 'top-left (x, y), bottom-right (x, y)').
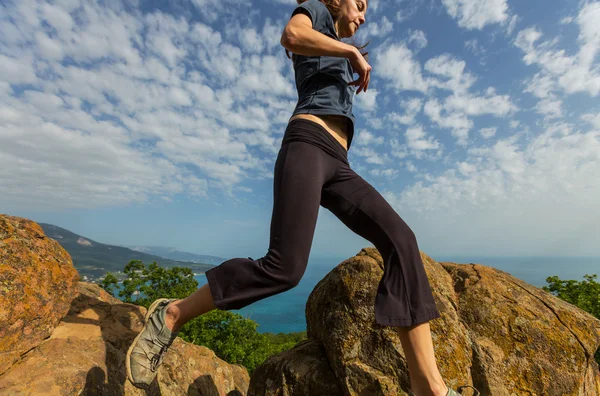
top-left (150, 343), bottom-right (170, 372)
top-left (457, 385), bottom-right (480, 395)
top-left (410, 385), bottom-right (480, 396)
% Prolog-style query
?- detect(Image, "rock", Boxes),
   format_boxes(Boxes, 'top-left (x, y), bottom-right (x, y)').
top-left (250, 247), bottom-right (600, 395)
top-left (0, 281), bottom-right (249, 395)
top-left (249, 339), bottom-right (343, 395)
top-left (0, 214), bottom-right (80, 376)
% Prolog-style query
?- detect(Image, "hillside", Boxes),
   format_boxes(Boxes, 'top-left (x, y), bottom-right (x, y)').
top-left (38, 223), bottom-right (217, 282)
top-left (127, 245), bottom-right (224, 265)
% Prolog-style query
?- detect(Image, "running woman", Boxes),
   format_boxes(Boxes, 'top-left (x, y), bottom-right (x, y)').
top-left (127, 1), bottom-right (479, 395)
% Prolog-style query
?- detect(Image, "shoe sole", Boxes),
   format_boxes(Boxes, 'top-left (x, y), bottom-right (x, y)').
top-left (126, 298), bottom-right (171, 389)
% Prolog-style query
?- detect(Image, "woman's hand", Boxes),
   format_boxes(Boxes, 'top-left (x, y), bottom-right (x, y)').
top-left (348, 49), bottom-right (371, 94)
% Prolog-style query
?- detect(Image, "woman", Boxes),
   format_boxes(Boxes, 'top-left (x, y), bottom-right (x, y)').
top-left (126, 1), bottom-right (478, 395)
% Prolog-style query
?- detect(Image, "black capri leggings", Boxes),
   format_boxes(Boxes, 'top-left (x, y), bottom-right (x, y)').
top-left (205, 119), bottom-right (440, 327)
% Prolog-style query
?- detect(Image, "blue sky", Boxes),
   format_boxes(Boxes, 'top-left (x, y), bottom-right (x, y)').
top-left (1, 0), bottom-right (599, 261)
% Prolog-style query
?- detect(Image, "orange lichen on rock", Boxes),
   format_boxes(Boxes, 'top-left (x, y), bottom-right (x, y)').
top-left (0, 214), bottom-right (79, 376)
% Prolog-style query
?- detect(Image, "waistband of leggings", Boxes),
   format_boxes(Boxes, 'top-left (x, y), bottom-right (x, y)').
top-left (286, 119), bottom-right (349, 155)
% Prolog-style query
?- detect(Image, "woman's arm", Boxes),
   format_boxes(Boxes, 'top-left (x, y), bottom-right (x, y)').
top-left (280, 13), bottom-right (359, 59)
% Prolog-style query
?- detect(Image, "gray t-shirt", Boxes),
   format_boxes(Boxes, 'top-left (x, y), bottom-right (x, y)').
top-left (289, 0), bottom-right (356, 150)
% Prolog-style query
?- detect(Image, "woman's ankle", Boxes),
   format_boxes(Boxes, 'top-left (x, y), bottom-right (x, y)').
top-left (410, 378), bottom-right (448, 396)
top-left (165, 300), bottom-right (183, 332)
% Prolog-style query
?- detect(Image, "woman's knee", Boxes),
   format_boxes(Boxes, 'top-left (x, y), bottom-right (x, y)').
top-left (281, 263), bottom-right (305, 288)
top-left (388, 217), bottom-right (418, 247)
top-left (261, 253), bottom-right (306, 288)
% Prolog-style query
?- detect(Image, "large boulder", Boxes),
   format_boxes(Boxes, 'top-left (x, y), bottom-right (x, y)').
top-left (250, 247), bottom-right (600, 395)
top-left (0, 214), bottom-right (80, 376)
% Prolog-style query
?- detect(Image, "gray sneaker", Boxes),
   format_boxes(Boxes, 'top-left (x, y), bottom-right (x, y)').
top-left (408, 385), bottom-right (480, 395)
top-left (126, 298), bottom-right (179, 389)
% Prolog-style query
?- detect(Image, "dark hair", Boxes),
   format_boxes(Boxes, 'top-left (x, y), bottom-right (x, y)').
top-left (285, 0), bottom-right (370, 62)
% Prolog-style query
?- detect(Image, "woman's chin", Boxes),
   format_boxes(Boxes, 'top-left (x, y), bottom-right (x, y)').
top-left (349, 25), bottom-right (358, 38)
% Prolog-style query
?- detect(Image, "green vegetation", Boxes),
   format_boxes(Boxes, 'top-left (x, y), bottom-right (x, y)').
top-left (542, 274), bottom-right (600, 317)
top-left (542, 274), bottom-right (600, 367)
top-left (100, 260), bottom-right (307, 375)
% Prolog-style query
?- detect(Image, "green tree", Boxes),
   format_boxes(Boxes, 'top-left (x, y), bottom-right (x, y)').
top-left (542, 274), bottom-right (600, 317)
top-left (113, 260), bottom-right (198, 307)
top-left (100, 272), bottom-right (119, 295)
top-left (542, 274), bottom-right (600, 368)
top-left (178, 310), bottom-right (282, 375)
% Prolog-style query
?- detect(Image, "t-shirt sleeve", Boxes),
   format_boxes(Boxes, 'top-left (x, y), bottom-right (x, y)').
top-left (290, 0), bottom-right (330, 33)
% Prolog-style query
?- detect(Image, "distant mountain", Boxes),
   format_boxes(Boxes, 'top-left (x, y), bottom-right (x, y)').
top-left (128, 246), bottom-right (225, 265)
top-left (39, 223), bottom-right (217, 282)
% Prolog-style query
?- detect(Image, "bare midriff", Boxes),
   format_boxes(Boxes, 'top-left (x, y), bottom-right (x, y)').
top-left (289, 114), bottom-right (350, 151)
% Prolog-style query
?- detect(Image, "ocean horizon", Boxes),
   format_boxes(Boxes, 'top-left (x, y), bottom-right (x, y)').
top-left (111, 254), bottom-right (599, 334)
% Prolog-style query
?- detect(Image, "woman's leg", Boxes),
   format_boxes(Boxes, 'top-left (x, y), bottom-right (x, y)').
top-left (320, 164), bottom-right (447, 396)
top-left (165, 141), bottom-right (337, 331)
top-left (165, 283), bottom-right (214, 332)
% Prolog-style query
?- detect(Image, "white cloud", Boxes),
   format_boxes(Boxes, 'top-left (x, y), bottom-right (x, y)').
top-left (514, 3), bottom-right (600, 97)
top-left (369, 167), bottom-right (400, 178)
top-left (408, 29), bottom-right (427, 50)
top-left (480, 127), bottom-right (497, 139)
top-left (424, 99), bottom-right (472, 145)
top-left (524, 72), bottom-right (555, 99)
top-left (389, 137), bottom-right (410, 159)
top-left (425, 54), bottom-right (476, 93)
top-left (238, 27), bottom-right (265, 53)
top-left (421, 54), bottom-right (516, 144)
top-left (582, 113), bottom-right (600, 129)
top-left (0, 54), bottom-right (37, 84)
top-left (354, 88), bottom-right (379, 112)
top-left (464, 39), bottom-right (485, 57)
top-left (236, 54), bottom-right (294, 96)
top-left (351, 146), bottom-right (388, 165)
top-left (375, 42), bottom-right (428, 93)
top-left (41, 3), bottom-right (74, 35)
top-left (367, 117), bottom-right (384, 130)
top-left (444, 91), bottom-right (515, 117)
top-left (0, 116), bottom-right (209, 209)
top-left (387, 97), bottom-right (423, 125)
top-left (506, 15), bottom-right (518, 35)
top-left (405, 125), bottom-right (442, 158)
top-left (361, 15), bottom-right (393, 37)
top-left (441, 0), bottom-right (510, 30)
top-left (261, 18), bottom-right (284, 53)
top-left (190, 0), bottom-right (252, 23)
top-left (36, 32), bottom-right (65, 60)
top-left (356, 129), bottom-right (385, 146)
top-left (535, 98), bottom-right (563, 119)
top-left (376, 49), bottom-right (515, 147)
top-left (457, 161), bottom-right (476, 176)
top-left (560, 16), bottom-right (574, 25)
top-left (395, 0), bottom-right (422, 22)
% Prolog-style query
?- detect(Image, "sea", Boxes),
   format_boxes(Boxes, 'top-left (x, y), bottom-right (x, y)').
top-left (110, 255), bottom-right (599, 334)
